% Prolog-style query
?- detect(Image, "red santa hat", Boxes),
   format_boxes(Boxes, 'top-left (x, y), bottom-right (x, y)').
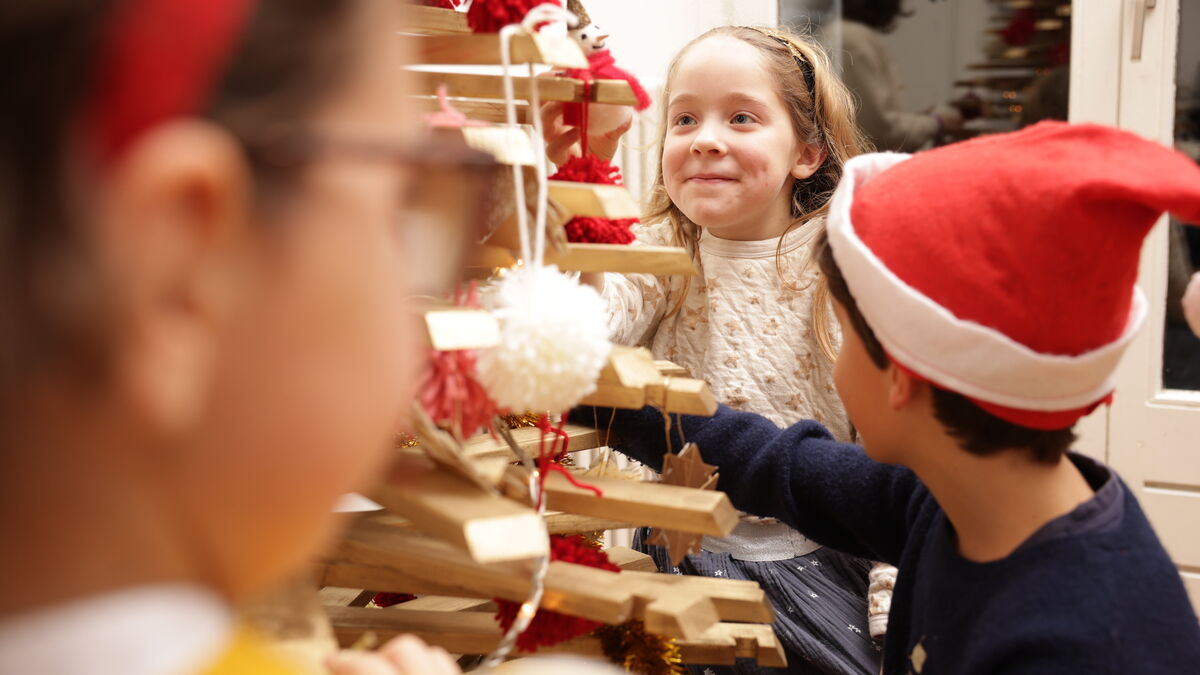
top-left (826, 121), bottom-right (1200, 430)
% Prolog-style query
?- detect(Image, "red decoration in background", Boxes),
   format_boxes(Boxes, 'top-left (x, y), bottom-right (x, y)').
top-left (419, 284), bottom-right (501, 439)
top-left (999, 8), bottom-right (1036, 46)
top-left (494, 535), bottom-right (620, 651)
top-left (550, 155), bottom-right (637, 244)
top-left (467, 0), bottom-right (561, 33)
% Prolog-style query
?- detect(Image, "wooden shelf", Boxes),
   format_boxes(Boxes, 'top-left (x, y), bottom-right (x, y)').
top-left (408, 34), bottom-right (588, 69)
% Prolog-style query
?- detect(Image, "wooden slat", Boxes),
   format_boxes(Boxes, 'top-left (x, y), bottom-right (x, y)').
top-left (548, 243), bottom-right (699, 276)
top-left (414, 96), bottom-right (530, 124)
top-left (619, 570), bottom-right (774, 624)
top-left (602, 546), bottom-right (658, 573)
top-left (370, 454), bottom-right (548, 563)
top-left (410, 34), bottom-right (588, 69)
top-left (462, 423), bottom-right (608, 461)
top-left (547, 181), bottom-right (640, 219)
top-left (424, 308), bottom-right (499, 350)
top-left (544, 511), bottom-right (635, 536)
top-left (412, 72), bottom-right (639, 106)
top-left (505, 467), bottom-right (738, 538)
top-left (328, 607), bottom-right (784, 667)
top-left (324, 521), bottom-right (750, 639)
top-left (576, 346), bottom-right (717, 416)
top-left (401, 5), bottom-right (470, 35)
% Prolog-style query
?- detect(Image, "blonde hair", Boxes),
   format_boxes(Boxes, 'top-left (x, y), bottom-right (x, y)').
top-left (645, 25), bottom-right (869, 360)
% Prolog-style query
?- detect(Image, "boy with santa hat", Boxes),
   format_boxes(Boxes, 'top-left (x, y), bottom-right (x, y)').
top-left (578, 121), bottom-right (1200, 673)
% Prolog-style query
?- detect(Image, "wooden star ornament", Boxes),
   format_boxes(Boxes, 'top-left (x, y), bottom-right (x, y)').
top-left (646, 442), bottom-right (720, 566)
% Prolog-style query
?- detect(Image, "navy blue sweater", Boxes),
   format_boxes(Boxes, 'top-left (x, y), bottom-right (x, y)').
top-left (577, 404), bottom-right (1200, 674)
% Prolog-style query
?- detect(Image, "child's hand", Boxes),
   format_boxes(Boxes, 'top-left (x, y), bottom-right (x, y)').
top-left (1183, 271), bottom-right (1200, 337)
top-left (540, 101), bottom-right (633, 166)
top-left (326, 635), bottom-right (461, 675)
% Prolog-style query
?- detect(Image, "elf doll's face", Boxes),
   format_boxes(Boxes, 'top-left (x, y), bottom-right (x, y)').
top-left (569, 22), bottom-right (608, 53)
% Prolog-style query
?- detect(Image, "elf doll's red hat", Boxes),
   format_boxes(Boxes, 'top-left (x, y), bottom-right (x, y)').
top-left (826, 121), bottom-right (1200, 430)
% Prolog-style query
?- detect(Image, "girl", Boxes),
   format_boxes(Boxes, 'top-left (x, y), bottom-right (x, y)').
top-left (0, 1), bottom-right (463, 673)
top-left (549, 26), bottom-right (884, 674)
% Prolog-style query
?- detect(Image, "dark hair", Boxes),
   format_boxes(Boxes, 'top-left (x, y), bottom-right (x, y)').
top-left (841, 0), bottom-right (910, 33)
top-left (815, 231), bottom-right (1077, 464)
top-left (0, 0), bottom-right (356, 390)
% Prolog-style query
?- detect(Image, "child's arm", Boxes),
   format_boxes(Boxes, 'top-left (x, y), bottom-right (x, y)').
top-left (599, 223), bottom-right (677, 346)
top-left (574, 404), bottom-right (924, 565)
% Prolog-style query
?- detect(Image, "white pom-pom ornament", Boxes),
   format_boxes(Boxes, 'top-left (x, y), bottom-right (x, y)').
top-left (476, 265), bottom-right (611, 412)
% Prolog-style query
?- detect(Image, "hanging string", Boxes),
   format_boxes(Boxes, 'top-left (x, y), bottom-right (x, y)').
top-left (498, 24), bottom-right (531, 263)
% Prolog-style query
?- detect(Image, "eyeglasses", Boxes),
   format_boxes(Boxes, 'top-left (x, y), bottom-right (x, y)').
top-left (240, 126), bottom-right (499, 297)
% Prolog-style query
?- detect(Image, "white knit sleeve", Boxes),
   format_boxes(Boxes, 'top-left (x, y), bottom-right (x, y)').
top-left (602, 222), bottom-right (678, 347)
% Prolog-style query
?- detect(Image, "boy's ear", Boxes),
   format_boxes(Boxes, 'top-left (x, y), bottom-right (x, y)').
top-left (886, 362), bottom-right (924, 410)
top-left (98, 120), bottom-right (253, 434)
top-left (791, 144), bottom-right (827, 181)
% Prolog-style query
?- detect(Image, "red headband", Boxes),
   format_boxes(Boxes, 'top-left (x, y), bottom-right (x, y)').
top-left (86, 0), bottom-right (256, 162)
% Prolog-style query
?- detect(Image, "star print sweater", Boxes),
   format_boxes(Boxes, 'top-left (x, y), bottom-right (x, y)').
top-left (575, 403), bottom-right (1200, 674)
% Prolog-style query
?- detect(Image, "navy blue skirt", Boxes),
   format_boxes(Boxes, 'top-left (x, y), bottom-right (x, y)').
top-left (633, 528), bottom-right (881, 674)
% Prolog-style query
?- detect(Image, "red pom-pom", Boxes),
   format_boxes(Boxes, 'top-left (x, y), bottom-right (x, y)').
top-left (419, 284), bottom-right (500, 438)
top-left (550, 154), bottom-right (624, 186)
top-left (467, 0), bottom-right (561, 33)
top-left (494, 535), bottom-right (619, 652)
top-left (564, 217), bottom-right (636, 244)
top-left (551, 156), bottom-right (638, 244)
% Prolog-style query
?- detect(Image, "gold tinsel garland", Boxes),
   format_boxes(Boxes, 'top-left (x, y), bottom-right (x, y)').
top-left (595, 620), bottom-right (684, 675)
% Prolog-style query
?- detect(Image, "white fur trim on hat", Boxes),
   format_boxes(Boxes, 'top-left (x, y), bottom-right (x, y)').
top-left (826, 152), bottom-right (1147, 412)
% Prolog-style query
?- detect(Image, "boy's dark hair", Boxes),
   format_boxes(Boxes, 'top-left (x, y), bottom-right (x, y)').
top-left (815, 231), bottom-right (1077, 464)
top-left (0, 0), bottom-right (355, 392)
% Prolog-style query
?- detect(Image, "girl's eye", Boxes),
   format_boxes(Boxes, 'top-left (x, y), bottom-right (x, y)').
top-left (731, 113), bottom-right (754, 124)
top-left (674, 114), bottom-right (696, 127)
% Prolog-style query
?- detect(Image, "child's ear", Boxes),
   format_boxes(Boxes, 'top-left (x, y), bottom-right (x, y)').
top-left (791, 144), bottom-right (827, 181)
top-left (98, 120), bottom-right (252, 433)
top-left (886, 362), bottom-right (924, 410)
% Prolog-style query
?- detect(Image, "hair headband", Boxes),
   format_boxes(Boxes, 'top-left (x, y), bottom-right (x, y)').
top-left (756, 29), bottom-right (817, 97)
top-left (85, 0), bottom-right (257, 162)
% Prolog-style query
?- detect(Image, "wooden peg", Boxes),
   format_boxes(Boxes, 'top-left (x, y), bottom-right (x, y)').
top-left (547, 181), bottom-right (641, 219)
top-left (370, 453), bottom-right (548, 563)
top-left (504, 466), bottom-right (738, 537)
top-left (412, 73), bottom-right (638, 106)
top-left (409, 34), bottom-right (588, 69)
top-left (543, 511), bottom-right (634, 536)
top-left (401, 5), bottom-right (470, 35)
top-left (414, 96), bottom-right (530, 124)
top-left (462, 423), bottom-right (609, 462)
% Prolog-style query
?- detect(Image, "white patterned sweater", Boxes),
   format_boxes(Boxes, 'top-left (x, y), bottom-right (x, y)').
top-left (603, 217), bottom-right (851, 440)
top-left (602, 217), bottom-right (851, 561)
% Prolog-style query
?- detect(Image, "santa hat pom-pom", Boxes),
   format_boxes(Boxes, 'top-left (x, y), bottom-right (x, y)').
top-left (476, 265), bottom-right (610, 413)
top-left (467, 0), bottom-right (561, 33)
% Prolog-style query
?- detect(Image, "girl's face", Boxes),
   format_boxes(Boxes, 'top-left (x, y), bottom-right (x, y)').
top-left (662, 36), bottom-right (814, 241)
top-left (172, 1), bottom-right (427, 595)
